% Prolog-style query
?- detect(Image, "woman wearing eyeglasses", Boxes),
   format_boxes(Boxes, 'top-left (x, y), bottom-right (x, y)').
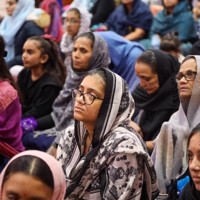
top-left (57, 68), bottom-right (159, 200)
top-left (60, 7), bottom-right (91, 69)
top-left (152, 55), bottom-right (200, 194)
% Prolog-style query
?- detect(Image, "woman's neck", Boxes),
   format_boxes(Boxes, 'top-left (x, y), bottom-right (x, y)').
top-left (85, 125), bottom-right (93, 140)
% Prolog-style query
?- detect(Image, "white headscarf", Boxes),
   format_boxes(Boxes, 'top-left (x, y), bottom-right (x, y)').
top-left (0, 0), bottom-right (35, 62)
top-left (152, 55), bottom-right (200, 193)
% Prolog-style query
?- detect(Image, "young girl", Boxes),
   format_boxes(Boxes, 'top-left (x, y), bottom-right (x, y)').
top-left (0, 150), bottom-right (66, 200)
top-left (0, 36), bottom-right (24, 171)
top-left (18, 35), bottom-right (66, 140)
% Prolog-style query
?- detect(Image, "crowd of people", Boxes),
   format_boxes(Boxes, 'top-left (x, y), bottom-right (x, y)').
top-left (1, 0), bottom-right (200, 200)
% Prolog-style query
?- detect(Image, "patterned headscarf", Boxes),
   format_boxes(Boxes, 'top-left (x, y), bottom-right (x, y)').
top-left (52, 32), bottom-right (110, 130)
top-left (152, 55), bottom-right (200, 193)
top-left (57, 68), bottom-right (159, 199)
top-left (0, 150), bottom-right (66, 200)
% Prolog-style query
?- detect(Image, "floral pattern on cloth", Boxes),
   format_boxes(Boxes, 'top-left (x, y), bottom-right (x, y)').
top-left (0, 81), bottom-right (17, 113)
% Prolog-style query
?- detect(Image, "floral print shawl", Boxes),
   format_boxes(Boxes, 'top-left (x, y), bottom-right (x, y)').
top-left (57, 68), bottom-right (159, 200)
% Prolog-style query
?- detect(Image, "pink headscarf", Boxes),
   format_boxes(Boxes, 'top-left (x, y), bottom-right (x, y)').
top-left (0, 150), bottom-right (66, 200)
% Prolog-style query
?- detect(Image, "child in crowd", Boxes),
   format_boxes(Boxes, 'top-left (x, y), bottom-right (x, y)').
top-left (17, 35), bottom-right (66, 149)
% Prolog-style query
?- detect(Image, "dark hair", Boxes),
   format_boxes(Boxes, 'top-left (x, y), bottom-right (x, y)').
top-left (187, 123), bottom-right (200, 148)
top-left (190, 41), bottom-right (200, 55)
top-left (0, 36), bottom-right (19, 91)
top-left (74, 32), bottom-right (95, 49)
top-left (2, 155), bottom-right (54, 189)
top-left (86, 68), bottom-right (106, 86)
top-left (160, 35), bottom-right (181, 52)
top-left (181, 55), bottom-right (196, 65)
top-left (27, 35), bottom-right (66, 86)
top-left (67, 7), bottom-right (81, 18)
top-left (136, 50), bottom-right (158, 73)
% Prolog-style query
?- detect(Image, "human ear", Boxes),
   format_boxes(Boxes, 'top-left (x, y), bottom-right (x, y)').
top-left (41, 54), bottom-right (49, 64)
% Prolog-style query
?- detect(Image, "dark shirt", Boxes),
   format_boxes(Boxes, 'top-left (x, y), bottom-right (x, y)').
top-left (90, 0), bottom-right (115, 26)
top-left (17, 69), bottom-right (61, 130)
top-left (179, 182), bottom-right (200, 200)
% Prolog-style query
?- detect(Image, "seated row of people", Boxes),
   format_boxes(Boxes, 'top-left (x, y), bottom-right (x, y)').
top-left (1, 55), bottom-right (200, 199)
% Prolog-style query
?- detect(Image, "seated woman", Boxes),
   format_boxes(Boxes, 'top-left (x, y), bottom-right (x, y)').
top-left (152, 55), bottom-right (200, 193)
top-left (132, 49), bottom-right (180, 149)
top-left (0, 36), bottom-right (24, 171)
top-left (150, 0), bottom-right (197, 55)
top-left (17, 35), bottom-right (66, 149)
top-left (23, 32), bottom-right (110, 152)
top-left (96, 31), bottom-right (144, 93)
top-left (0, 150), bottom-right (66, 200)
top-left (57, 68), bottom-right (159, 199)
top-left (179, 123), bottom-right (200, 199)
top-left (94, 0), bottom-right (153, 41)
top-left (60, 7), bottom-right (91, 68)
top-left (0, 0), bottom-right (44, 68)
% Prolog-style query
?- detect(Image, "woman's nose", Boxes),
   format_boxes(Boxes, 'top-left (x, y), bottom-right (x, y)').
top-left (190, 156), bottom-right (200, 171)
top-left (140, 79), bottom-right (146, 88)
top-left (76, 94), bottom-right (85, 104)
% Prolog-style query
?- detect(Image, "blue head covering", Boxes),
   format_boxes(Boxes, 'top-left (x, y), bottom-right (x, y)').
top-left (0, 0), bottom-right (35, 62)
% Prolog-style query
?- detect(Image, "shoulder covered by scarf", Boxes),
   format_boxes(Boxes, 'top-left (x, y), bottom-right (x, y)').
top-left (52, 33), bottom-right (110, 131)
top-left (133, 49), bottom-right (180, 140)
top-left (57, 68), bottom-right (159, 200)
top-left (152, 55), bottom-right (200, 193)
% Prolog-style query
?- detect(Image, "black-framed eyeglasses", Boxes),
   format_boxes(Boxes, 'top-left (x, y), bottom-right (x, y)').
top-left (72, 89), bottom-right (104, 105)
top-left (176, 70), bottom-right (197, 81)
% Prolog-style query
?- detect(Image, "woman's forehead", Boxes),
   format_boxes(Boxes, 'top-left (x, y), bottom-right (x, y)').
top-left (180, 58), bottom-right (197, 72)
